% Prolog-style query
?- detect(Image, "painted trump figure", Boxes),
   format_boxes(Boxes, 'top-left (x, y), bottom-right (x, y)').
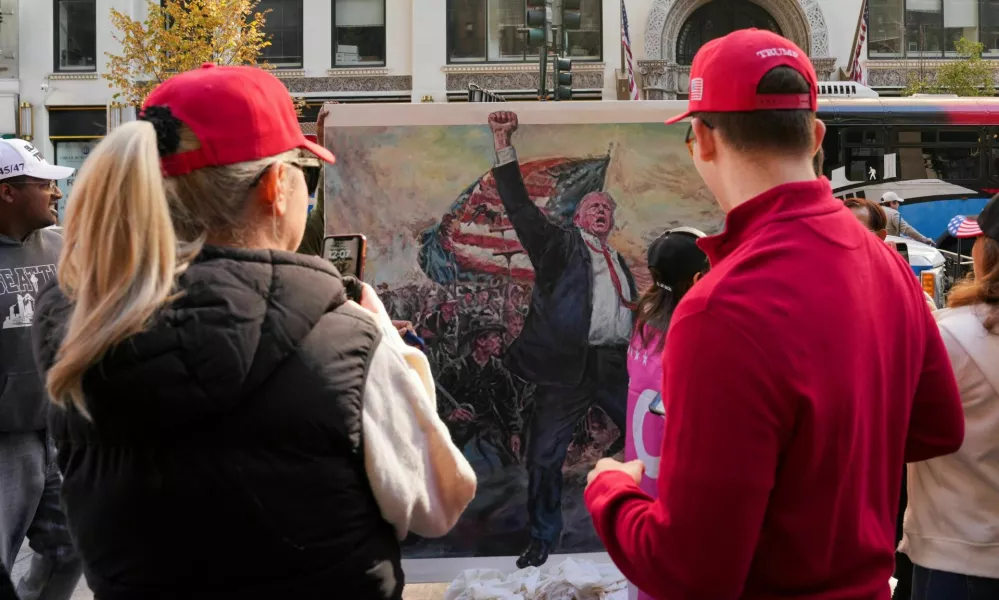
top-left (487, 111), bottom-right (635, 568)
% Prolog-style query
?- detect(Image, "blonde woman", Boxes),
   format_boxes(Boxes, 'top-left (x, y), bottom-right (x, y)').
top-left (30, 65), bottom-right (476, 600)
top-left (900, 195), bottom-right (999, 600)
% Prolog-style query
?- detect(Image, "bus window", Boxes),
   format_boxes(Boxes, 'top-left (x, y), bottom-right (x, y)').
top-left (897, 146), bottom-right (981, 182)
top-left (990, 147), bottom-right (999, 191)
top-left (939, 130), bottom-right (981, 144)
top-left (845, 129), bottom-right (883, 145)
top-left (845, 147), bottom-right (886, 181)
top-left (896, 128), bottom-right (982, 145)
top-left (821, 124), bottom-right (842, 177)
top-left (843, 127), bottom-right (886, 181)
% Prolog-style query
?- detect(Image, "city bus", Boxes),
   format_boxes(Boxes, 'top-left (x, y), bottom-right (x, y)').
top-left (816, 96), bottom-right (998, 243)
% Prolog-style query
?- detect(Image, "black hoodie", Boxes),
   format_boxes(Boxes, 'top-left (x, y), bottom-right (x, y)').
top-left (0, 227), bottom-right (61, 432)
top-left (31, 246), bottom-right (405, 600)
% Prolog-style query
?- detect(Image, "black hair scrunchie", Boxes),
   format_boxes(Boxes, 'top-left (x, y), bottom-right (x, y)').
top-left (138, 105), bottom-right (183, 156)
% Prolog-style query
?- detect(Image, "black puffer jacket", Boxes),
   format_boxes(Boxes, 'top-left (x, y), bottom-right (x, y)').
top-left (32, 246), bottom-right (403, 600)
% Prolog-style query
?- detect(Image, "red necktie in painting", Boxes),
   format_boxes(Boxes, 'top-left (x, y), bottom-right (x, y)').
top-left (585, 239), bottom-right (637, 312)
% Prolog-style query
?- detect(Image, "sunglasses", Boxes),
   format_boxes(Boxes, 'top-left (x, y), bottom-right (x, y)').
top-left (249, 159), bottom-right (308, 189)
top-left (3, 180), bottom-right (59, 192)
top-left (684, 116), bottom-right (714, 157)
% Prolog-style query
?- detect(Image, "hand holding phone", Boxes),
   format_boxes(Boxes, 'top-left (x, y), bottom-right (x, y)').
top-left (323, 234), bottom-right (367, 279)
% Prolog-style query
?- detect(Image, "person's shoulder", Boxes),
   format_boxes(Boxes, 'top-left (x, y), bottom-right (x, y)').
top-left (31, 278), bottom-right (72, 371)
top-left (33, 226), bottom-right (64, 250)
top-left (935, 305), bottom-right (990, 337)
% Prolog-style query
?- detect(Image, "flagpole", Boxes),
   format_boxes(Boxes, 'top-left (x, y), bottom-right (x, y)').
top-left (845, 0), bottom-right (867, 80)
top-left (620, 0), bottom-right (625, 74)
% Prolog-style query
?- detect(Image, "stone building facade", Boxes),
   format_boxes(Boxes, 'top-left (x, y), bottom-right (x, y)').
top-left (3, 0), bottom-right (997, 170)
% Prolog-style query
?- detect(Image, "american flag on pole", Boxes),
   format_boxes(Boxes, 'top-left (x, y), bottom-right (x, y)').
top-left (850, 0), bottom-right (869, 83)
top-left (947, 215), bottom-right (983, 239)
top-left (621, 1), bottom-right (640, 100)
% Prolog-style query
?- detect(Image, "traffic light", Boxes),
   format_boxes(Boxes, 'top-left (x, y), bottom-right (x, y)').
top-left (561, 0), bottom-right (582, 35)
top-left (524, 0), bottom-right (552, 48)
top-left (553, 57), bottom-right (572, 100)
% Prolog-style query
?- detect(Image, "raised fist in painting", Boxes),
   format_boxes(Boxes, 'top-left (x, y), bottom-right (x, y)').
top-left (488, 111), bottom-right (519, 151)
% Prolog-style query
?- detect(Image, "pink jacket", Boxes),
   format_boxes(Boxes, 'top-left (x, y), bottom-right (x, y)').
top-left (624, 325), bottom-right (667, 497)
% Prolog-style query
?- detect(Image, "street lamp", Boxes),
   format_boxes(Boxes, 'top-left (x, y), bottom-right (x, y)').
top-left (18, 102), bottom-right (32, 141)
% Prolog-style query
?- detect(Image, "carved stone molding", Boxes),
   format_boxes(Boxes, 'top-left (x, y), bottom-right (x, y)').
top-left (638, 60), bottom-right (679, 99)
top-left (443, 63), bottom-right (606, 91)
top-left (645, 0), bottom-right (829, 61)
top-left (47, 73), bottom-right (100, 81)
top-left (866, 60), bottom-right (999, 88)
top-left (638, 57), bottom-right (836, 99)
top-left (270, 69), bottom-right (306, 78)
top-left (811, 57), bottom-right (838, 81)
top-left (280, 76), bottom-right (412, 93)
top-left (326, 67), bottom-right (391, 76)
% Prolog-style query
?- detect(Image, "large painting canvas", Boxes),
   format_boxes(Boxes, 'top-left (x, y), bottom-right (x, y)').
top-left (323, 101), bottom-right (725, 562)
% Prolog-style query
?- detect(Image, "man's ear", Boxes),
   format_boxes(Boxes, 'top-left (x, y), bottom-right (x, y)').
top-left (255, 163), bottom-right (288, 217)
top-left (692, 271), bottom-right (703, 285)
top-left (813, 119), bottom-right (827, 156)
top-left (877, 229), bottom-right (888, 241)
top-left (692, 118), bottom-right (717, 163)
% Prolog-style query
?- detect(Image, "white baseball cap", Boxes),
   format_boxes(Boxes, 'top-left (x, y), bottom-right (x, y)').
top-left (0, 139), bottom-right (75, 182)
top-left (880, 192), bottom-right (904, 205)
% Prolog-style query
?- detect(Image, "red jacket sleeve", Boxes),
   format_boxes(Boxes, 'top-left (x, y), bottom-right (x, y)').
top-left (585, 309), bottom-right (793, 600)
top-left (904, 307), bottom-right (964, 463)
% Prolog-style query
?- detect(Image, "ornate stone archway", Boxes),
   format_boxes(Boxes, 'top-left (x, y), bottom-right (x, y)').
top-left (638, 0), bottom-right (836, 99)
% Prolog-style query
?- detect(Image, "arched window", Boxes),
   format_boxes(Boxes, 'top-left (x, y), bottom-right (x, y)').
top-left (676, 0), bottom-right (782, 65)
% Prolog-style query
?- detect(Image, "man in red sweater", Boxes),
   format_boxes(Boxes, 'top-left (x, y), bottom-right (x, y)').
top-left (584, 29), bottom-right (965, 600)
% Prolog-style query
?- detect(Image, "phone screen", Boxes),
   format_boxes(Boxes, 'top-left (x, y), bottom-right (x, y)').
top-left (648, 393), bottom-right (664, 417)
top-left (322, 234), bottom-right (366, 279)
top-left (893, 242), bottom-right (910, 263)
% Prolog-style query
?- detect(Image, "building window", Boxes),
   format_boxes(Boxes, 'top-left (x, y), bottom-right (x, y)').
top-left (869, 0), bottom-right (999, 58)
top-left (53, 140), bottom-right (100, 223)
top-left (984, 0), bottom-right (999, 56)
top-left (676, 0), bottom-right (781, 65)
top-left (447, 0), bottom-right (602, 63)
top-left (54, 0), bottom-right (97, 72)
top-left (257, 0), bottom-right (304, 68)
top-left (333, 0), bottom-right (386, 66)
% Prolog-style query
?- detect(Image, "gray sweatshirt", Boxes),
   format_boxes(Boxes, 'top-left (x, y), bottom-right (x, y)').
top-left (882, 206), bottom-right (935, 245)
top-left (0, 227), bottom-right (61, 432)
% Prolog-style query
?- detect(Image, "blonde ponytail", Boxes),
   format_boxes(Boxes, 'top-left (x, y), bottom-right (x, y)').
top-left (48, 121), bottom-right (186, 416)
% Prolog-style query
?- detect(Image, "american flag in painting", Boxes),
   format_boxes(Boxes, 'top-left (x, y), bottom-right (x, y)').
top-left (418, 155), bottom-right (611, 284)
top-left (621, 1), bottom-right (640, 100)
top-left (851, 0), bottom-right (869, 83)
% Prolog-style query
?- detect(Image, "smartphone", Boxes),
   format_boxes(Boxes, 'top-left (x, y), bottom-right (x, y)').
top-left (648, 393), bottom-right (665, 417)
top-left (322, 234), bottom-right (367, 279)
top-left (892, 241), bottom-right (910, 263)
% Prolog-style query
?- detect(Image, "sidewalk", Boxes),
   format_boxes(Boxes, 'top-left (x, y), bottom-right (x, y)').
top-left (12, 542), bottom-right (451, 600)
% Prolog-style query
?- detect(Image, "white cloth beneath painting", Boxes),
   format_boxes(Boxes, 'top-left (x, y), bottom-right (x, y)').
top-left (445, 558), bottom-right (627, 600)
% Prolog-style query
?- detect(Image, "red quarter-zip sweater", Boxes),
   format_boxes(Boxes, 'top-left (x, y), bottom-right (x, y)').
top-left (585, 179), bottom-right (964, 600)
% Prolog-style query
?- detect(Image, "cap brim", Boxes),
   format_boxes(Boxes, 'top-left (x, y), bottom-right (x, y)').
top-left (664, 111), bottom-right (692, 125)
top-left (302, 139), bottom-right (335, 165)
top-left (29, 164), bottom-right (75, 181)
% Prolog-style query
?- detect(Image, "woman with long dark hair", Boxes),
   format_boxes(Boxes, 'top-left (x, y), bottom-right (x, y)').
top-left (624, 228), bottom-right (709, 476)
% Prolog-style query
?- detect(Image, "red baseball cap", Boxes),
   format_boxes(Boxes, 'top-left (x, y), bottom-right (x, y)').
top-left (141, 63), bottom-right (335, 177)
top-left (665, 29), bottom-right (818, 125)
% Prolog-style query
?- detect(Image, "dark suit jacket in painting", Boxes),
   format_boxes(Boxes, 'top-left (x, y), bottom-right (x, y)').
top-left (492, 161), bottom-right (636, 388)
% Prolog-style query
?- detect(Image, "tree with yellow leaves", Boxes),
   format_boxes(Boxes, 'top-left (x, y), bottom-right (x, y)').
top-left (105, 0), bottom-right (276, 107)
